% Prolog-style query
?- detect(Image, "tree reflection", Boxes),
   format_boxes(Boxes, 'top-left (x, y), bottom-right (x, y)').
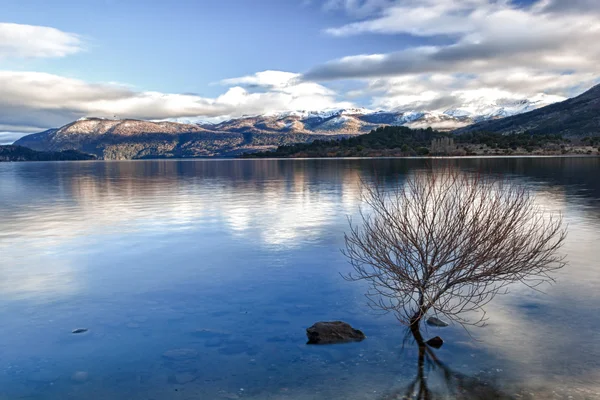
top-left (382, 331), bottom-right (518, 399)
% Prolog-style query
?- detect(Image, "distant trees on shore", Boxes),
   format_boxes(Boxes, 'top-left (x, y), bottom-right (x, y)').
top-left (242, 126), bottom-right (583, 158)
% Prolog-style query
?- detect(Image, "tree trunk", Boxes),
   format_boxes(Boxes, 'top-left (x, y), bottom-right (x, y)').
top-left (410, 314), bottom-right (425, 345)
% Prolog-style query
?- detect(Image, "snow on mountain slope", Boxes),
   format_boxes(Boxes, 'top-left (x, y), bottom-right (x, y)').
top-left (194, 96), bottom-right (558, 136)
top-left (455, 83), bottom-right (600, 136)
top-left (198, 109), bottom-right (473, 135)
top-left (443, 94), bottom-right (565, 121)
top-left (266, 107), bottom-right (373, 120)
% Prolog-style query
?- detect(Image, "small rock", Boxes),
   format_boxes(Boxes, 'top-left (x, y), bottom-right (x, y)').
top-left (306, 321), bottom-right (366, 345)
top-left (426, 317), bottom-right (449, 327)
top-left (426, 336), bottom-right (444, 349)
top-left (71, 371), bottom-right (89, 383)
top-left (72, 328), bottom-right (88, 334)
top-left (162, 348), bottom-right (199, 361)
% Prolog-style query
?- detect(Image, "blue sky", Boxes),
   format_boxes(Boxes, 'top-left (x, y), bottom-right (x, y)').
top-left (1, 0), bottom-right (599, 142)
top-left (2, 0), bottom-right (414, 95)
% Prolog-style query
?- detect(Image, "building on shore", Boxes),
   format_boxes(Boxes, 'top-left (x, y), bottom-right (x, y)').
top-left (431, 137), bottom-right (456, 155)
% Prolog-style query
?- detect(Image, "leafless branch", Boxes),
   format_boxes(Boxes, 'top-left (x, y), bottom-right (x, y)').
top-left (343, 166), bottom-right (567, 338)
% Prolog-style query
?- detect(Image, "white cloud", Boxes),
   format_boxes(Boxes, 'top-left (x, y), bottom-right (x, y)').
top-left (0, 70), bottom-right (352, 139)
top-left (218, 70), bottom-right (336, 97)
top-left (309, 0), bottom-right (600, 80)
top-left (350, 69), bottom-right (596, 112)
top-left (0, 23), bottom-right (83, 59)
top-left (219, 70), bottom-right (300, 88)
top-left (325, 0), bottom-right (486, 37)
top-left (214, 71), bottom-right (353, 115)
top-left (301, 0), bottom-right (600, 111)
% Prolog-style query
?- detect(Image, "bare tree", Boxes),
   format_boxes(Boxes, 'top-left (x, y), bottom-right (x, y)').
top-left (343, 167), bottom-right (566, 343)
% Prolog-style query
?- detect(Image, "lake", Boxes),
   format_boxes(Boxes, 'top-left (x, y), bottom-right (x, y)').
top-left (0, 158), bottom-right (599, 399)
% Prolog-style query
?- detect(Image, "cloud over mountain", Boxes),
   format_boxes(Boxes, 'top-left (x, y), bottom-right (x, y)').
top-left (303, 0), bottom-right (600, 111)
top-left (0, 69), bottom-right (351, 141)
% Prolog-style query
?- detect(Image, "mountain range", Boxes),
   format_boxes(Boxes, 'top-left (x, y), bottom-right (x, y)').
top-left (13, 87), bottom-right (598, 159)
top-left (456, 84), bottom-right (600, 136)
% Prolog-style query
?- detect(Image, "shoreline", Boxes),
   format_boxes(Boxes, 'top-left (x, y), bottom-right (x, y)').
top-left (1, 154), bottom-right (600, 163)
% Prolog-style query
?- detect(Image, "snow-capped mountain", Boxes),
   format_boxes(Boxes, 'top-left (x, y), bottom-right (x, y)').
top-left (199, 109), bottom-right (468, 136)
top-left (443, 94), bottom-right (565, 122)
top-left (456, 83), bottom-right (600, 136)
top-left (13, 93), bottom-right (567, 159)
top-left (264, 107), bottom-right (373, 119)
top-left (192, 96), bottom-right (561, 136)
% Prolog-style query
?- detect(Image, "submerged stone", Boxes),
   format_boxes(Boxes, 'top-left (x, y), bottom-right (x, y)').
top-left (426, 336), bottom-right (444, 349)
top-left (306, 321), bottom-right (366, 345)
top-left (426, 317), bottom-right (449, 327)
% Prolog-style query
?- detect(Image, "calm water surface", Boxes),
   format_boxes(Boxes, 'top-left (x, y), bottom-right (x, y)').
top-left (0, 158), bottom-right (599, 399)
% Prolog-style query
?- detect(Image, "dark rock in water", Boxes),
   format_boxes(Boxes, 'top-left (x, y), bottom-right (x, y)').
top-left (426, 317), bottom-right (449, 327)
top-left (426, 336), bottom-right (444, 349)
top-left (306, 321), bottom-right (366, 345)
top-left (72, 328), bottom-right (88, 334)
